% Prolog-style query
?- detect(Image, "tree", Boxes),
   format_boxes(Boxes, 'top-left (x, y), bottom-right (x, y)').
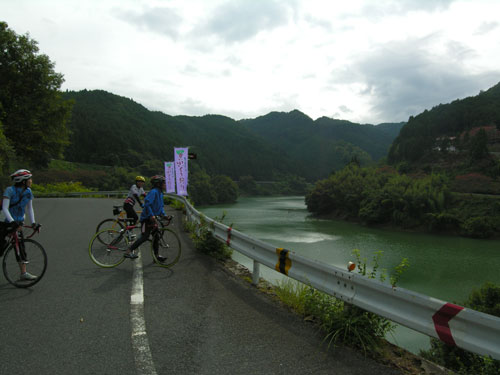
top-left (0, 22), bottom-right (73, 168)
top-left (211, 175), bottom-right (238, 203)
top-left (469, 128), bottom-right (489, 162)
top-left (0, 120), bottom-right (14, 174)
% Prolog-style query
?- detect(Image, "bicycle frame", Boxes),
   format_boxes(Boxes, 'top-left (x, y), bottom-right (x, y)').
top-left (8, 225), bottom-right (41, 259)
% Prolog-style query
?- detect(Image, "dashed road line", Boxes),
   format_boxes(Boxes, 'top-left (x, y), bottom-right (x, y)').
top-left (130, 252), bottom-right (158, 375)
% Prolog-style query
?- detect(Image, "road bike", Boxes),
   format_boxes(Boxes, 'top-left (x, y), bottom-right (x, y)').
top-left (95, 205), bottom-right (141, 242)
top-left (88, 216), bottom-right (181, 268)
top-left (1, 223), bottom-right (47, 288)
top-left (95, 205), bottom-right (165, 245)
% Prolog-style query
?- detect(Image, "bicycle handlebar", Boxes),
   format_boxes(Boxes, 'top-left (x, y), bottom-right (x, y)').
top-left (23, 224), bottom-right (42, 239)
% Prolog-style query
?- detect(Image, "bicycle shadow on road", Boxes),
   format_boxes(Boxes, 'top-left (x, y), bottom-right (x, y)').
top-left (0, 282), bottom-right (35, 301)
top-left (74, 266), bottom-right (133, 294)
top-left (142, 261), bottom-right (175, 281)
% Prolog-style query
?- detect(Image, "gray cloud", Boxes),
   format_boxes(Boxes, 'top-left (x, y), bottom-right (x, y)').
top-left (339, 105), bottom-right (353, 114)
top-left (332, 35), bottom-right (500, 123)
top-left (113, 6), bottom-right (182, 39)
top-left (194, 0), bottom-right (295, 44)
top-left (474, 21), bottom-right (499, 35)
top-left (360, 0), bottom-right (455, 19)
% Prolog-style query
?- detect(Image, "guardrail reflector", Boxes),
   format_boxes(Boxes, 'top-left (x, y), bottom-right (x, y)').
top-left (226, 227), bottom-right (232, 245)
top-left (432, 302), bottom-right (464, 346)
top-left (275, 248), bottom-right (291, 275)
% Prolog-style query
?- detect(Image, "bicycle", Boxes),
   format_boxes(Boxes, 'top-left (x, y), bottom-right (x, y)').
top-left (88, 216), bottom-right (181, 268)
top-left (95, 205), bottom-right (165, 245)
top-left (95, 205), bottom-right (141, 241)
top-left (1, 223), bottom-right (47, 288)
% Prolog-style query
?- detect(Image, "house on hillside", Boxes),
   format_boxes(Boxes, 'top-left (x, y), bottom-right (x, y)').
top-left (434, 125), bottom-right (500, 153)
top-left (434, 136), bottom-right (457, 152)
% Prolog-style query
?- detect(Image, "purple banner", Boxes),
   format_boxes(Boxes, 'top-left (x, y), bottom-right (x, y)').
top-left (174, 147), bottom-right (188, 196)
top-left (164, 161), bottom-right (176, 193)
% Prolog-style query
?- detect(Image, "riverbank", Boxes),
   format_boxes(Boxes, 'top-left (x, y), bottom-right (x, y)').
top-left (310, 197), bottom-right (500, 241)
top-left (305, 164), bottom-right (500, 240)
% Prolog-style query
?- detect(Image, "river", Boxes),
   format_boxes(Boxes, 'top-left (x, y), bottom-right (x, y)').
top-left (199, 195), bottom-right (500, 355)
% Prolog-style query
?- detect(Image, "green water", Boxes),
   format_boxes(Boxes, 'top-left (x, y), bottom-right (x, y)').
top-left (199, 196), bottom-right (500, 355)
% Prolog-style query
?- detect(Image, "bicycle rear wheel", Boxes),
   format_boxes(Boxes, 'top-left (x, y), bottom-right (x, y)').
top-left (151, 228), bottom-right (181, 268)
top-left (3, 239), bottom-right (48, 288)
top-left (95, 219), bottom-right (125, 245)
top-left (89, 229), bottom-right (128, 268)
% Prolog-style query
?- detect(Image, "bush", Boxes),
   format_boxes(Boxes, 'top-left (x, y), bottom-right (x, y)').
top-left (426, 212), bottom-right (462, 232)
top-left (32, 181), bottom-right (92, 194)
top-left (188, 214), bottom-right (232, 261)
top-left (460, 216), bottom-right (495, 238)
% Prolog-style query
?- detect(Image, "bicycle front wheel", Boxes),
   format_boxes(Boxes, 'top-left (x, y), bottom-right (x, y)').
top-left (151, 228), bottom-right (181, 268)
top-left (3, 239), bottom-right (48, 288)
top-left (95, 219), bottom-right (125, 245)
top-left (89, 229), bottom-right (128, 268)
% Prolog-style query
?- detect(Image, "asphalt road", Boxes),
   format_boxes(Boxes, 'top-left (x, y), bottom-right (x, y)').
top-left (0, 198), bottom-right (403, 375)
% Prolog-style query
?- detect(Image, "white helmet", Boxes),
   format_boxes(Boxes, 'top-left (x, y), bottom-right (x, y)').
top-left (10, 169), bottom-right (32, 183)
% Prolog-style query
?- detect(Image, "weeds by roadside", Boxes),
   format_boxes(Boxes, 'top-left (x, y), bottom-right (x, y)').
top-left (184, 212), bottom-right (233, 261)
top-left (274, 249), bottom-right (411, 357)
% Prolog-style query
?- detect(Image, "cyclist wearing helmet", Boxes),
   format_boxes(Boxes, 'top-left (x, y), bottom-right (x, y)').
top-left (1, 169), bottom-right (38, 280)
top-left (123, 176), bottom-right (146, 225)
top-left (124, 175), bottom-right (166, 260)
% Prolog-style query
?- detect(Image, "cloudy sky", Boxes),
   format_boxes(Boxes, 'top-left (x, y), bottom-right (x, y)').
top-left (2, 0), bottom-right (500, 124)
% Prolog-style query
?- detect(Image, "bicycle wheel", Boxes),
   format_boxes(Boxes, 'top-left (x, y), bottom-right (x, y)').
top-left (3, 239), bottom-right (48, 288)
top-left (95, 219), bottom-right (125, 245)
top-left (89, 229), bottom-right (128, 268)
top-left (151, 227), bottom-right (181, 268)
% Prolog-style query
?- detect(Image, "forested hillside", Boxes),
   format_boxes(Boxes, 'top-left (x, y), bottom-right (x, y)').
top-left (388, 82), bottom-right (500, 166)
top-left (63, 90), bottom-right (292, 180)
top-left (241, 110), bottom-right (404, 180)
top-left (64, 90), bottom-right (403, 182)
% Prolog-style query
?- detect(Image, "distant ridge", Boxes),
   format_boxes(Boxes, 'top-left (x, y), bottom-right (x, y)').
top-left (63, 90), bottom-right (404, 181)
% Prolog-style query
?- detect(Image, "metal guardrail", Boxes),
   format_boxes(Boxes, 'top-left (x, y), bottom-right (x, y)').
top-left (165, 193), bottom-right (500, 361)
top-left (36, 191), bottom-right (128, 198)
top-left (39, 191), bottom-right (500, 359)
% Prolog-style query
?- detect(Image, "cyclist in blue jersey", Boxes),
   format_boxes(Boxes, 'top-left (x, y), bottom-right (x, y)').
top-left (124, 175), bottom-right (166, 261)
top-left (1, 169), bottom-right (38, 280)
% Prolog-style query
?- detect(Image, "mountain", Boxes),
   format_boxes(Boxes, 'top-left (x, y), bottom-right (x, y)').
top-left (241, 110), bottom-right (404, 180)
top-left (388, 82), bottom-right (500, 164)
top-left (63, 90), bottom-right (403, 181)
top-left (63, 90), bottom-right (292, 180)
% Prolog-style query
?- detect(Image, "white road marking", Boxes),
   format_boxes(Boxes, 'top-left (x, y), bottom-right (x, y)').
top-left (130, 252), bottom-right (158, 375)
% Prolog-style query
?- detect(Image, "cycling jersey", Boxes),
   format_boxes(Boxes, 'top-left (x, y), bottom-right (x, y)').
top-left (3, 186), bottom-right (34, 222)
top-left (140, 187), bottom-right (165, 222)
top-left (124, 184), bottom-right (145, 206)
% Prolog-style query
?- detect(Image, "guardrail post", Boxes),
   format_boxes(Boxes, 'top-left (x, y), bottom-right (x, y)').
top-left (252, 260), bottom-right (260, 286)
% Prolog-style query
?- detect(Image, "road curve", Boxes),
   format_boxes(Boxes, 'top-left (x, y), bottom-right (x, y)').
top-left (0, 198), bottom-right (403, 375)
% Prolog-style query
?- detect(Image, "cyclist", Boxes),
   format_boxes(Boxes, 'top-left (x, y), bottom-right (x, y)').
top-left (1, 169), bottom-right (38, 280)
top-left (124, 175), bottom-right (166, 261)
top-left (123, 176), bottom-right (146, 225)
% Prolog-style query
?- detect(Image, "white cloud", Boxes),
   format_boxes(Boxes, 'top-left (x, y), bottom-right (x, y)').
top-left (1, 0), bottom-right (500, 124)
